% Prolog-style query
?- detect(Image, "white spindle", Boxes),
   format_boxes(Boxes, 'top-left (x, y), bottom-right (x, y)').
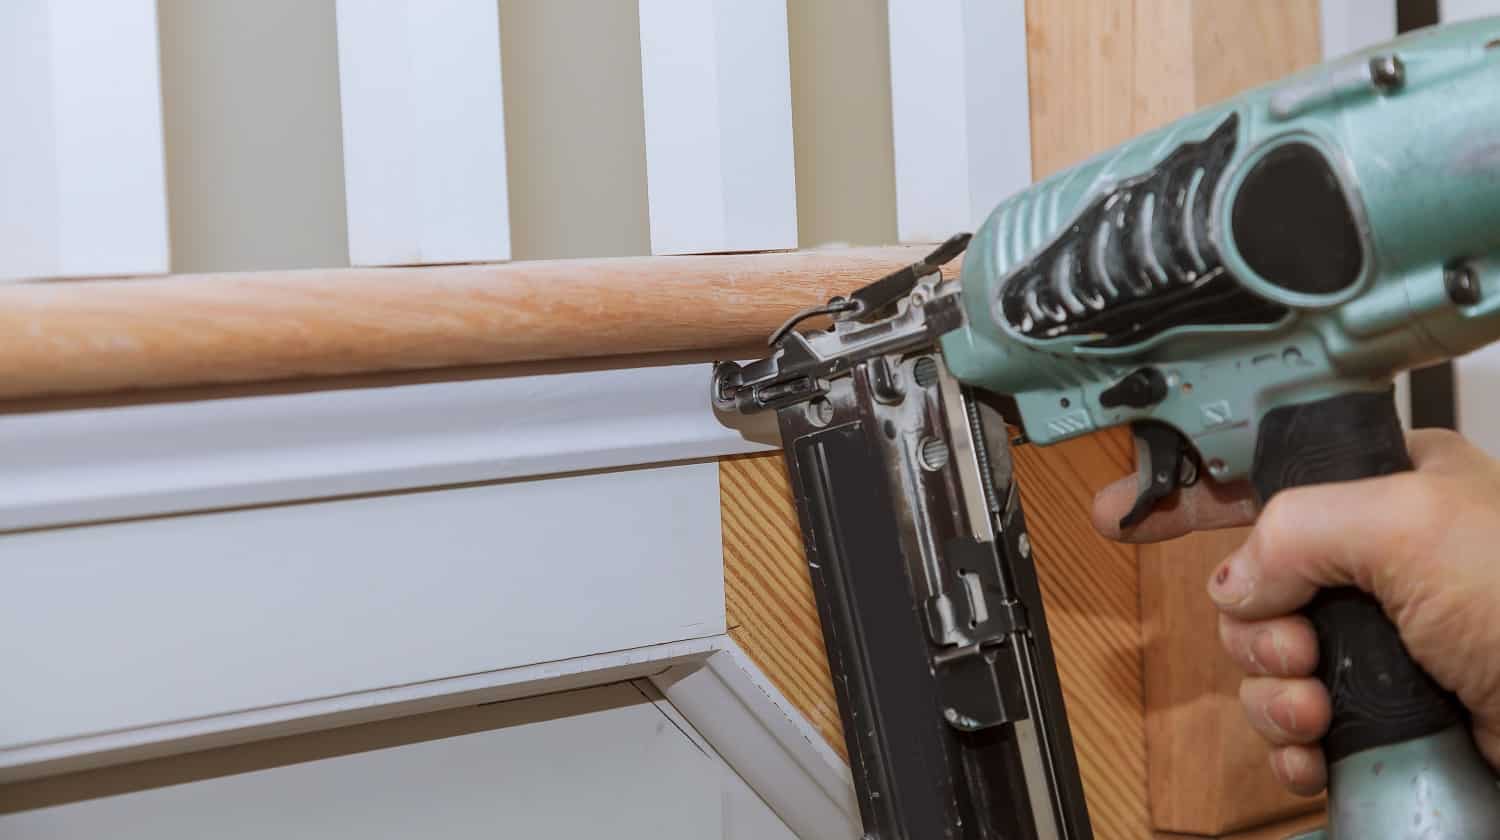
top-left (335, 0), bottom-right (511, 266)
top-left (886, 0), bottom-right (1032, 243)
top-left (1319, 0), bottom-right (1398, 59)
top-left (0, 0), bottom-right (169, 282)
top-left (1441, 0), bottom-right (1500, 22)
top-left (637, 0), bottom-right (798, 255)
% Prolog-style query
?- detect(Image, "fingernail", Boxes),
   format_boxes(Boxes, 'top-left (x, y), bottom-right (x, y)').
top-left (1209, 551), bottom-right (1253, 607)
top-left (1261, 690), bottom-right (1301, 740)
top-left (1270, 750), bottom-right (1289, 783)
top-left (1246, 630), bottom-right (1271, 675)
top-left (1271, 631), bottom-right (1293, 674)
top-left (1260, 698), bottom-right (1288, 740)
top-left (1250, 629), bottom-right (1292, 675)
top-left (1272, 747), bottom-right (1307, 785)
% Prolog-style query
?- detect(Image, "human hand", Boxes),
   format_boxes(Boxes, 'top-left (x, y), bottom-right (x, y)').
top-left (1091, 429), bottom-right (1500, 796)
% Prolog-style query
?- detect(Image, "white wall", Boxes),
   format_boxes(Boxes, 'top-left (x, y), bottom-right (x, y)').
top-left (497, 0), bottom-right (652, 259)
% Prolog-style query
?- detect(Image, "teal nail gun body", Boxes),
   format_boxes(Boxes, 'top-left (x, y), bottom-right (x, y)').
top-left (714, 18), bottom-right (1500, 840)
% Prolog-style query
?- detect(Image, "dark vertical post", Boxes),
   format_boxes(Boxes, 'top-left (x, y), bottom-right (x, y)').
top-left (1396, 0), bottom-right (1458, 430)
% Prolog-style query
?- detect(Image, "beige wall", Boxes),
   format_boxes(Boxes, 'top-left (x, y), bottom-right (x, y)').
top-left (158, 0), bottom-right (349, 274)
top-left (153, 0), bottom-right (907, 271)
top-left (787, 0), bottom-right (898, 248)
top-left (498, 0), bottom-right (651, 260)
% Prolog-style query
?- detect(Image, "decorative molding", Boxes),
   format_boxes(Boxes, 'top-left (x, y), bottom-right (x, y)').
top-left (0, 637), bottom-right (719, 784)
top-left (2, 461), bottom-right (725, 778)
top-left (653, 641), bottom-right (859, 840)
top-left (0, 362), bottom-right (772, 533)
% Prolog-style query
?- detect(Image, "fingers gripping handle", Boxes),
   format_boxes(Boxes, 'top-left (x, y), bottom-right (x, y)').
top-left (1250, 390), bottom-right (1464, 765)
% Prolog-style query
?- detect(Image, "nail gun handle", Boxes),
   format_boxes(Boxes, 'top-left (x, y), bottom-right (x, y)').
top-left (1251, 389), bottom-right (1465, 765)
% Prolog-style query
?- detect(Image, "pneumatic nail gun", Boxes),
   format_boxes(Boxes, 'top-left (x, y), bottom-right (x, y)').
top-left (713, 18), bottom-right (1500, 840)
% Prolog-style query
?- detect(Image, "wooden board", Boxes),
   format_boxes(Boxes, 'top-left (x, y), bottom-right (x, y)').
top-left (721, 453), bottom-right (846, 761)
top-left (1135, 1), bottom-right (1327, 834)
top-left (1142, 528), bottom-right (1327, 833)
top-left (1015, 432), bottom-right (1148, 835)
top-left (1157, 810), bottom-right (1325, 840)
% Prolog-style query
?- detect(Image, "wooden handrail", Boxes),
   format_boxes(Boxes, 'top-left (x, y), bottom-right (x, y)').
top-left (0, 246), bottom-right (953, 402)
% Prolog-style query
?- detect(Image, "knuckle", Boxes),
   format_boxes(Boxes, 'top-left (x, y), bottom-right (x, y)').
top-left (1249, 495), bottom-right (1297, 563)
top-left (1410, 427), bottom-right (1467, 456)
top-left (1392, 473), bottom-right (1457, 542)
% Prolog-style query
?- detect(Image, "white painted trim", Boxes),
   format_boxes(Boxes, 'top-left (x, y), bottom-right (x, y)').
top-left (0, 362), bottom-right (773, 533)
top-left (887, 0), bottom-right (1032, 243)
top-left (0, 637), bottom-right (719, 784)
top-left (335, 0), bottom-right (512, 266)
top-left (0, 0), bottom-right (169, 282)
top-left (653, 641), bottom-right (859, 840)
top-left (1441, 0), bottom-right (1500, 22)
top-left (637, 0), bottom-right (798, 254)
top-left (3, 462), bottom-right (725, 761)
top-left (1319, 0), bottom-right (1397, 59)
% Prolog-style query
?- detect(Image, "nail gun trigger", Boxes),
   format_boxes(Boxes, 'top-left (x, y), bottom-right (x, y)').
top-left (1119, 422), bottom-right (1193, 530)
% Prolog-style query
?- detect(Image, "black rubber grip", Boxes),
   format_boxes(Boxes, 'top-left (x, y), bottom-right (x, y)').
top-left (1252, 389), bottom-right (1464, 765)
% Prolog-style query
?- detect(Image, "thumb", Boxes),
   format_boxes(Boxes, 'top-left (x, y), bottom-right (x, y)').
top-left (1208, 472), bottom-right (1447, 621)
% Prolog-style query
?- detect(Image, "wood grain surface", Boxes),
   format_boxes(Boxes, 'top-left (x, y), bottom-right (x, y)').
top-left (1156, 810), bottom-right (1325, 840)
top-left (720, 453), bottom-right (847, 762)
top-left (1135, 1), bottom-right (1326, 834)
top-left (1013, 431), bottom-right (1146, 835)
top-left (1142, 529), bottom-right (1328, 834)
top-left (0, 246), bottom-right (943, 402)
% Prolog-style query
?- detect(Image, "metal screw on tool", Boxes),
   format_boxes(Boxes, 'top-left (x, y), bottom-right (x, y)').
top-left (1370, 54), bottom-right (1406, 92)
top-left (919, 437), bottom-right (951, 471)
top-left (806, 397), bottom-right (835, 427)
top-left (1447, 262), bottom-right (1482, 306)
